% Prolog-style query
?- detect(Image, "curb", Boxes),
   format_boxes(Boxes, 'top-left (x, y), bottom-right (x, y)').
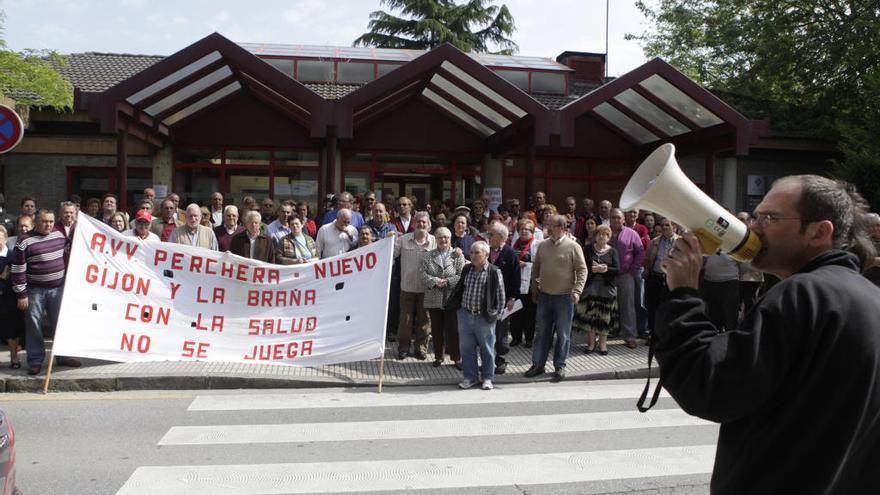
top-left (0, 366), bottom-right (658, 393)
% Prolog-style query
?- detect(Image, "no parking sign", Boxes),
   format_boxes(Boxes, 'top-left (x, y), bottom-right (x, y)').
top-left (0, 105), bottom-right (25, 154)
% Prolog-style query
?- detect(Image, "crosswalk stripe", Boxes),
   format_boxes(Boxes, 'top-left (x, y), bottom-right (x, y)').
top-left (159, 408), bottom-right (710, 445)
top-left (188, 382), bottom-right (670, 411)
top-left (117, 445), bottom-right (716, 495)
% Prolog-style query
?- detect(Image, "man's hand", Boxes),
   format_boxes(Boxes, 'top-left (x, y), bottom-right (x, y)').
top-left (436, 279), bottom-right (447, 288)
top-left (662, 234), bottom-right (702, 290)
top-left (17, 298), bottom-right (28, 311)
top-left (569, 293), bottom-right (579, 305)
top-left (506, 298), bottom-right (515, 311)
top-left (452, 247), bottom-right (463, 258)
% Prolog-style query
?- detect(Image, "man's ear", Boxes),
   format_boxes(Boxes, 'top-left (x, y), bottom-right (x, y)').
top-left (808, 219), bottom-right (835, 247)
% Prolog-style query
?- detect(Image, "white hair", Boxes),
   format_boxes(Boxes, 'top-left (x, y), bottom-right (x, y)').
top-left (186, 203), bottom-right (201, 214)
top-left (470, 240), bottom-right (490, 256)
top-left (413, 211), bottom-right (431, 223)
top-left (224, 205), bottom-right (239, 215)
top-left (244, 210), bottom-right (262, 224)
top-left (434, 227), bottom-right (451, 238)
top-left (489, 221), bottom-right (509, 239)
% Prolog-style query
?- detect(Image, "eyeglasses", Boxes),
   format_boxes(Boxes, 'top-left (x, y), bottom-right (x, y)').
top-left (749, 213), bottom-right (801, 227)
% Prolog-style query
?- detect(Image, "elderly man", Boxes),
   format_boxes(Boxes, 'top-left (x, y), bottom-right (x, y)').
top-left (266, 201), bottom-right (294, 246)
top-left (610, 208), bottom-right (645, 348)
top-left (321, 192), bottom-right (365, 229)
top-left (367, 202), bottom-right (396, 241)
top-left (151, 199), bottom-right (183, 242)
top-left (209, 192), bottom-right (224, 226)
top-left (643, 218), bottom-right (678, 334)
top-left (124, 210), bottom-right (160, 241)
top-left (214, 205), bottom-right (244, 252)
top-left (625, 208), bottom-right (650, 338)
top-left (452, 240), bottom-right (505, 390)
top-left (394, 211), bottom-right (436, 360)
top-left (316, 208), bottom-right (357, 258)
top-left (11, 209), bottom-right (81, 374)
top-left (128, 200), bottom-right (154, 229)
top-left (361, 192), bottom-right (377, 222)
top-left (230, 211), bottom-right (275, 262)
top-left (597, 200), bottom-right (612, 225)
top-left (391, 196), bottom-right (414, 233)
top-left (654, 175), bottom-right (880, 493)
top-left (487, 221), bottom-right (520, 374)
top-left (142, 187), bottom-right (156, 205)
top-left (525, 214), bottom-right (587, 382)
top-left (55, 201), bottom-right (78, 263)
top-left (168, 204), bottom-right (219, 250)
top-left (260, 197), bottom-right (276, 223)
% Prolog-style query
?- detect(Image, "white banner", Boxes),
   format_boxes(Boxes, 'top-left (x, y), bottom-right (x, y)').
top-left (53, 216), bottom-right (392, 367)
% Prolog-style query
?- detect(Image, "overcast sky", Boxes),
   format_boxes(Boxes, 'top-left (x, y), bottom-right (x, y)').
top-left (3, 0), bottom-right (655, 76)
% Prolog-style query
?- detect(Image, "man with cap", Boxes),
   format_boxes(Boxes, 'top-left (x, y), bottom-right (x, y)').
top-left (124, 210), bottom-right (160, 242)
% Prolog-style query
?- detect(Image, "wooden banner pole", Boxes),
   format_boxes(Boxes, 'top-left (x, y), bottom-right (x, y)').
top-left (378, 351), bottom-right (386, 394)
top-left (42, 349), bottom-right (56, 394)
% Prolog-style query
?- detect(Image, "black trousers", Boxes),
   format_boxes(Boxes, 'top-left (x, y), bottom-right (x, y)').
top-left (495, 317), bottom-right (510, 365)
top-left (510, 291), bottom-right (537, 344)
top-left (645, 273), bottom-right (668, 333)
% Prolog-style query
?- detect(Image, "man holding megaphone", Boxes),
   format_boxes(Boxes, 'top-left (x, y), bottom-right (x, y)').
top-left (636, 165), bottom-right (880, 492)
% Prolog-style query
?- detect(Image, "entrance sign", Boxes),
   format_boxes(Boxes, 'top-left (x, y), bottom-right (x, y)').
top-left (53, 216), bottom-right (392, 366)
top-left (485, 187), bottom-right (502, 213)
top-left (0, 105), bottom-right (25, 154)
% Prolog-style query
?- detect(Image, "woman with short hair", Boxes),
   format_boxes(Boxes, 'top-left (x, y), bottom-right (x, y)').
top-left (574, 224), bottom-right (619, 355)
top-left (277, 215), bottom-right (317, 264)
top-left (421, 227), bottom-right (465, 368)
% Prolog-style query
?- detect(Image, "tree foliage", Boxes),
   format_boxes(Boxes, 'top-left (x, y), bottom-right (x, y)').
top-left (629, 0), bottom-right (880, 208)
top-left (354, 0), bottom-right (518, 54)
top-left (0, 11), bottom-right (72, 109)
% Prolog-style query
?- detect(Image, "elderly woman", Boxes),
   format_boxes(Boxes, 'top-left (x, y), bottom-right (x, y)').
top-left (0, 226), bottom-right (24, 369)
top-left (510, 218), bottom-right (540, 347)
top-left (573, 224), bottom-right (619, 355)
top-left (421, 227), bottom-right (465, 368)
top-left (109, 212), bottom-right (128, 233)
top-left (277, 215), bottom-right (317, 264)
top-left (297, 201), bottom-right (317, 238)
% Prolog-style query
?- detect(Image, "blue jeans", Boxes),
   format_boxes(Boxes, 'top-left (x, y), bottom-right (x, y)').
top-left (457, 309), bottom-right (496, 382)
top-left (24, 286), bottom-right (62, 367)
top-left (531, 293), bottom-right (574, 370)
top-left (634, 267), bottom-right (648, 336)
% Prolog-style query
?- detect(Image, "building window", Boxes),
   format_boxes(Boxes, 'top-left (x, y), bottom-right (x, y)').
top-left (296, 60), bottom-right (333, 82)
top-left (377, 63), bottom-right (401, 77)
top-left (495, 70), bottom-right (529, 90)
top-left (263, 58), bottom-right (294, 76)
top-left (531, 72), bottom-right (566, 94)
top-left (337, 62), bottom-right (375, 83)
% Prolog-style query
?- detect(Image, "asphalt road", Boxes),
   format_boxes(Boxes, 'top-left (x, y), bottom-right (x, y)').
top-left (2, 379), bottom-right (718, 494)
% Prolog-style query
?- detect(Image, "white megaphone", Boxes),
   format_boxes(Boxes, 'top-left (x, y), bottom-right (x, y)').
top-left (620, 143), bottom-right (761, 261)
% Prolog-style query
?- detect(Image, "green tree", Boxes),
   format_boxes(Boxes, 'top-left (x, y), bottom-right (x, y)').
top-left (354, 0), bottom-right (518, 54)
top-left (629, 0), bottom-right (880, 208)
top-left (0, 11), bottom-right (72, 109)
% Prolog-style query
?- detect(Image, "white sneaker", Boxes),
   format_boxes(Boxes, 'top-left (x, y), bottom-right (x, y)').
top-left (458, 378), bottom-right (479, 389)
top-left (481, 379), bottom-right (494, 390)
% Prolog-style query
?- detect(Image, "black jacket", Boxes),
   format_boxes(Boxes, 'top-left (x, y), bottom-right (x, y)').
top-left (448, 263), bottom-right (503, 322)
top-left (654, 250), bottom-right (880, 494)
top-left (491, 244), bottom-right (521, 300)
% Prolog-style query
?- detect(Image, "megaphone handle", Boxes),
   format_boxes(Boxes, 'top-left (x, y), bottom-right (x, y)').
top-left (692, 228), bottom-right (722, 256)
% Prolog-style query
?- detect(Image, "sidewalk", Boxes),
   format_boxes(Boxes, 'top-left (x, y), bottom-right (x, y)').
top-left (0, 333), bottom-right (655, 393)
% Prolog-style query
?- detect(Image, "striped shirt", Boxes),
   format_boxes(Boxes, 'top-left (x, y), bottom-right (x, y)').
top-left (11, 229), bottom-right (68, 299)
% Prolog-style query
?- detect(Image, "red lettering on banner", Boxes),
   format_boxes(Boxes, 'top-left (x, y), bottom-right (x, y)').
top-left (253, 267), bottom-right (265, 283)
top-left (221, 262), bottom-right (234, 278)
top-left (182, 341), bottom-right (210, 358)
top-left (313, 252), bottom-right (378, 279)
top-left (243, 340), bottom-right (314, 361)
top-left (189, 255), bottom-right (203, 272)
top-left (109, 239), bottom-right (139, 260)
top-left (154, 249), bottom-right (167, 265)
top-left (246, 289), bottom-right (316, 307)
top-left (170, 252), bottom-right (185, 270)
top-left (120, 333), bottom-right (151, 353)
top-left (194, 313), bottom-right (224, 332)
top-left (195, 286), bottom-right (225, 304)
top-left (204, 258), bottom-right (217, 275)
top-left (246, 317), bottom-right (318, 335)
top-left (84, 264), bottom-right (150, 295)
top-left (236, 264), bottom-right (248, 282)
top-left (267, 270), bottom-right (279, 284)
top-left (90, 233), bottom-right (107, 252)
top-left (169, 282), bottom-right (181, 300)
top-left (124, 303), bottom-right (170, 325)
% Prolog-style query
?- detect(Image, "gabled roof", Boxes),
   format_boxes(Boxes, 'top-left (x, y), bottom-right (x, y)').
top-left (559, 58), bottom-right (765, 155)
top-left (336, 43), bottom-right (552, 145)
top-left (93, 33), bottom-right (330, 145)
top-left (60, 53), bottom-right (164, 93)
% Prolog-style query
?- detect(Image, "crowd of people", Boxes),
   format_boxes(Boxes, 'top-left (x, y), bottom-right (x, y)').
top-left (1, 187), bottom-right (879, 389)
